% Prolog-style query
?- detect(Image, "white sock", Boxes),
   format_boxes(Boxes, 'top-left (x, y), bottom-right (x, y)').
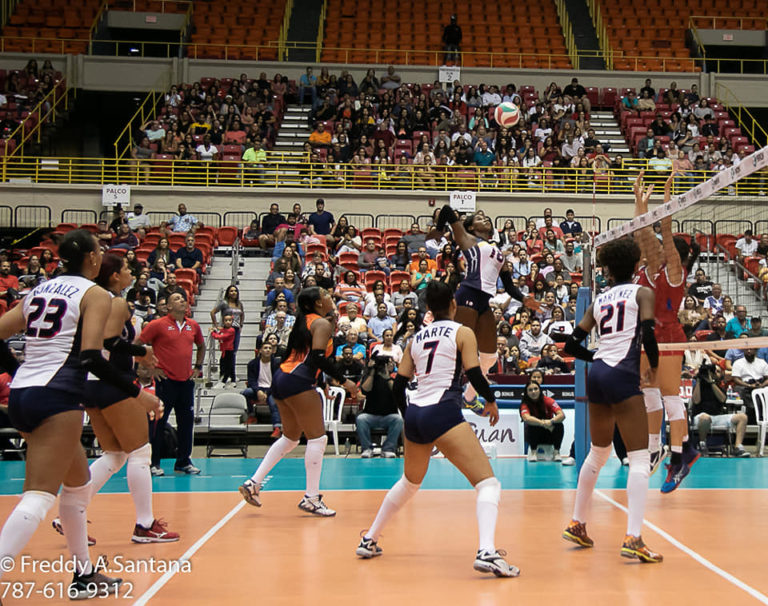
top-left (59, 482), bottom-right (93, 577)
top-left (126, 444), bottom-right (154, 529)
top-left (304, 435), bottom-right (327, 498)
top-left (0, 491), bottom-right (55, 581)
top-left (648, 433), bottom-right (661, 453)
top-left (475, 477), bottom-right (501, 553)
top-left (626, 449), bottom-right (650, 536)
top-left (249, 435), bottom-right (299, 484)
top-left (572, 444), bottom-right (611, 523)
top-left (365, 475), bottom-right (420, 541)
top-left (464, 351), bottom-right (496, 402)
top-left (89, 451), bottom-right (128, 498)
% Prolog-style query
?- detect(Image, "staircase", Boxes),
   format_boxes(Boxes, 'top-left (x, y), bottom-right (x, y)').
top-left (591, 110), bottom-right (630, 156)
top-left (273, 104), bottom-right (312, 152)
top-left (700, 254), bottom-right (766, 320)
top-left (284, 0), bottom-right (323, 62)
top-left (562, 0), bottom-right (605, 70)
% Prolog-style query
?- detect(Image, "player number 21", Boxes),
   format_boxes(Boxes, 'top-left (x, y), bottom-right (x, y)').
top-left (599, 301), bottom-right (625, 335)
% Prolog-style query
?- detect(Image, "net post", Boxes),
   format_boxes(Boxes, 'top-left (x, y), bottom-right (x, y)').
top-left (574, 244), bottom-right (593, 470)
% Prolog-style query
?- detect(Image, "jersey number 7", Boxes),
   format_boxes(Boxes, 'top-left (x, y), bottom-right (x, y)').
top-left (423, 340), bottom-right (439, 374)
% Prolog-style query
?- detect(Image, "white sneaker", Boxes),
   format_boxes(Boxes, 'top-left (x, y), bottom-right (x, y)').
top-left (298, 494), bottom-right (336, 516)
top-left (150, 465), bottom-right (165, 477)
top-left (238, 479), bottom-right (262, 507)
top-left (554, 451), bottom-right (562, 462)
top-left (561, 456), bottom-right (575, 466)
top-left (382, 450), bottom-right (396, 458)
top-left (213, 381), bottom-right (225, 389)
top-left (622, 457), bottom-right (629, 466)
top-left (527, 450), bottom-right (537, 462)
top-left (473, 549), bottom-right (520, 578)
top-left (361, 449), bottom-right (373, 458)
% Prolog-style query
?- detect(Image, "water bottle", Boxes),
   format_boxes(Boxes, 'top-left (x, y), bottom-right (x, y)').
top-left (727, 385), bottom-right (735, 400)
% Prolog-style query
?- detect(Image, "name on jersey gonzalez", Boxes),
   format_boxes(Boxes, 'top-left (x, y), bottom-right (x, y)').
top-left (599, 286), bottom-right (636, 302)
top-left (414, 324), bottom-right (454, 344)
top-left (31, 281), bottom-right (81, 299)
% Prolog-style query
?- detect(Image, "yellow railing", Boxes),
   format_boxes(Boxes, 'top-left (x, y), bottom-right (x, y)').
top-left (687, 16), bottom-right (708, 62)
top-left (689, 15), bottom-right (768, 30)
top-left (0, 0), bottom-right (20, 28)
top-left (585, 0), bottom-right (612, 69)
top-left (278, 0), bottom-right (294, 61)
top-left (113, 90), bottom-right (162, 159)
top-left (88, 1), bottom-right (109, 54)
top-left (714, 83), bottom-right (768, 147)
top-left (554, 0), bottom-right (578, 69)
top-left (6, 83), bottom-right (70, 157)
top-left (2, 157), bottom-right (767, 196)
top-left (316, 0), bottom-right (328, 64)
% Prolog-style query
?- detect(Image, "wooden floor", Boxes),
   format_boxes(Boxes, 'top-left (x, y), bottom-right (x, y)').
top-left (1, 486), bottom-right (767, 604)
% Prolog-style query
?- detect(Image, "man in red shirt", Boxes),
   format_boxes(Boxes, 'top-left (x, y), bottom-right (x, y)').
top-left (141, 292), bottom-right (205, 475)
top-left (0, 261), bottom-right (19, 309)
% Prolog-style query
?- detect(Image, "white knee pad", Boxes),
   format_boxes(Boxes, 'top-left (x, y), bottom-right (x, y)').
top-left (17, 491), bottom-right (56, 525)
top-left (127, 443), bottom-right (151, 468)
top-left (305, 435), bottom-right (327, 454)
top-left (585, 444), bottom-right (611, 469)
top-left (275, 435), bottom-right (300, 455)
top-left (626, 449), bottom-right (650, 479)
top-left (391, 475), bottom-right (421, 505)
top-left (60, 482), bottom-right (92, 510)
top-left (96, 451), bottom-right (128, 474)
top-left (642, 388), bottom-right (663, 414)
top-left (663, 395), bottom-right (686, 422)
top-left (475, 477), bottom-right (501, 506)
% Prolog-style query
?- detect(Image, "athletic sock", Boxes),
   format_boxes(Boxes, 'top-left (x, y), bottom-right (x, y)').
top-left (0, 491), bottom-right (56, 581)
top-left (648, 433), bottom-right (661, 454)
top-left (59, 482), bottom-right (93, 577)
top-left (626, 449), bottom-right (650, 536)
top-left (249, 435), bottom-right (299, 485)
top-left (126, 444), bottom-right (154, 529)
top-left (670, 445), bottom-right (683, 466)
top-left (572, 444), bottom-right (611, 523)
top-left (365, 476), bottom-right (420, 541)
top-left (88, 451), bottom-right (128, 498)
top-left (475, 477), bottom-right (501, 553)
top-left (304, 435), bottom-right (328, 498)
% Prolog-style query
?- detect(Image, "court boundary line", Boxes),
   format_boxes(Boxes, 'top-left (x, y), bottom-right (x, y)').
top-left (132, 500), bottom-right (246, 606)
top-left (595, 489), bottom-right (768, 605)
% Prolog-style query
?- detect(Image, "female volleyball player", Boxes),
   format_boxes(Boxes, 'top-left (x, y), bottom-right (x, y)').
top-left (52, 254), bottom-right (179, 544)
top-left (562, 237), bottom-right (663, 563)
top-left (239, 287), bottom-right (358, 516)
top-left (433, 205), bottom-right (537, 409)
top-left (633, 172), bottom-right (701, 491)
top-left (355, 281), bottom-right (519, 578)
top-left (0, 230), bottom-right (162, 598)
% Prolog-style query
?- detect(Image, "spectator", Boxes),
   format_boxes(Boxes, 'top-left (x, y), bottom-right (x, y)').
top-left (559, 209), bottom-right (583, 236)
top-left (141, 292), bottom-right (206, 475)
top-left (442, 14), bottom-right (462, 63)
top-left (196, 133), bottom-right (218, 162)
top-left (168, 203), bottom-right (198, 233)
top-left (242, 140), bottom-right (267, 183)
top-left (370, 328), bottom-right (403, 364)
top-left (748, 317), bottom-right (767, 337)
top-left (400, 223), bottom-right (427, 255)
top-left (263, 310), bottom-right (291, 356)
top-left (309, 122), bottom-right (331, 149)
top-left (411, 259), bottom-right (434, 292)
top-left (210, 314), bottom-right (237, 387)
top-left (380, 65), bottom-right (401, 90)
top-left (0, 260), bottom-right (19, 309)
top-left (111, 224), bottom-right (139, 250)
top-left (520, 380), bottom-right (566, 462)
top-left (735, 229), bottom-right (758, 261)
top-left (687, 269), bottom-right (713, 304)
top-left (298, 67), bottom-right (317, 107)
top-left (335, 329), bottom-right (366, 361)
top-left (640, 78), bottom-right (656, 99)
top-left (356, 355), bottom-right (402, 458)
top-left (307, 199), bottom-right (336, 247)
top-left (409, 247), bottom-right (438, 272)
top-left (259, 203), bottom-right (286, 251)
top-left (691, 363), bottom-right (750, 457)
top-left (175, 233), bottom-right (204, 275)
top-left (358, 238), bottom-right (379, 271)
top-left (563, 77), bottom-right (590, 112)
top-left (131, 136), bottom-right (152, 182)
top-left (392, 279), bottom-right (418, 314)
top-left (242, 342), bottom-right (282, 437)
top-left (535, 343), bottom-right (571, 374)
top-left (678, 296), bottom-right (706, 339)
top-left (337, 345), bottom-right (365, 396)
top-left (637, 128), bottom-right (656, 159)
top-left (266, 276), bottom-right (295, 310)
top-left (367, 302), bottom-right (396, 341)
top-left (703, 283), bottom-right (724, 318)
top-left (127, 203), bottom-right (151, 236)
top-left (543, 305), bottom-right (573, 342)
top-left (334, 271), bottom-right (366, 304)
top-left (725, 305), bottom-right (751, 338)
top-left (731, 347), bottom-right (768, 420)
top-left (520, 319), bottom-right (554, 360)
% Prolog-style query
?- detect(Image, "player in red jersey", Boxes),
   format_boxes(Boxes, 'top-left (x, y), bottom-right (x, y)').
top-left (633, 172), bottom-right (700, 492)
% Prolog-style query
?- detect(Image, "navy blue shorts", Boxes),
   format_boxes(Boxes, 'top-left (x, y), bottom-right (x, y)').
top-left (455, 284), bottom-right (492, 316)
top-left (404, 392), bottom-right (466, 444)
top-left (271, 369), bottom-right (316, 400)
top-left (83, 380), bottom-right (134, 409)
top-left (8, 386), bottom-right (84, 433)
top-left (587, 359), bottom-right (642, 405)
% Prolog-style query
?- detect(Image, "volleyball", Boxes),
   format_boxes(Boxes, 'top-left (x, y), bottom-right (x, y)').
top-left (494, 102), bottom-right (521, 127)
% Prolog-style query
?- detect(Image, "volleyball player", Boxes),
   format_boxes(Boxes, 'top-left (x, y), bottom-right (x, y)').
top-left (355, 281), bottom-right (519, 578)
top-left (433, 205), bottom-right (537, 410)
top-left (0, 230), bottom-right (162, 598)
top-left (562, 237), bottom-right (662, 563)
top-left (52, 254), bottom-right (179, 543)
top-left (239, 287), bottom-right (358, 516)
top-left (633, 172), bottom-right (701, 491)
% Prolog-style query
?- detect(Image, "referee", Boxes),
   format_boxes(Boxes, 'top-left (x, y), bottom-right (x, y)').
top-left (141, 292), bottom-right (206, 475)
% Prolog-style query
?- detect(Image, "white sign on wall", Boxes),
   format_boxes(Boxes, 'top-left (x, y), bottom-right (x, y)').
top-left (439, 66), bottom-right (461, 83)
top-left (449, 190), bottom-right (476, 212)
top-left (102, 184), bottom-right (131, 207)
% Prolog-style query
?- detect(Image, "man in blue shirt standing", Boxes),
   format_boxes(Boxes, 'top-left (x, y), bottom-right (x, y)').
top-left (308, 198), bottom-right (336, 247)
top-left (299, 67), bottom-right (317, 108)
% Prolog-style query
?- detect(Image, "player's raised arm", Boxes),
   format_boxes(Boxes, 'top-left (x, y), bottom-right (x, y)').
top-left (434, 204), bottom-right (478, 251)
top-left (633, 170), bottom-right (663, 278)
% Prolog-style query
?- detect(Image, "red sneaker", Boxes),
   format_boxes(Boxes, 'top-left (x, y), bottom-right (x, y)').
top-left (270, 427), bottom-right (282, 439)
top-left (52, 518), bottom-right (96, 546)
top-left (131, 519), bottom-right (180, 543)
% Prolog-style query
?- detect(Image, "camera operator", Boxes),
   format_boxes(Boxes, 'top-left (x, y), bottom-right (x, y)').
top-left (355, 353), bottom-right (403, 458)
top-left (691, 363), bottom-right (750, 457)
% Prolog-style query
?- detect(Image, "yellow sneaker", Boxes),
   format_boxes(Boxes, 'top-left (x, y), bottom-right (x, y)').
top-left (562, 520), bottom-right (594, 548)
top-left (621, 535), bottom-right (663, 563)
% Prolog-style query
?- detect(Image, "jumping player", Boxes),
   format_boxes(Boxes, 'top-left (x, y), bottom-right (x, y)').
top-left (0, 230), bottom-right (161, 598)
top-left (563, 237), bottom-right (663, 563)
top-left (355, 281), bottom-right (519, 578)
top-left (433, 205), bottom-right (537, 409)
top-left (633, 172), bottom-right (700, 492)
top-left (239, 287), bottom-right (357, 516)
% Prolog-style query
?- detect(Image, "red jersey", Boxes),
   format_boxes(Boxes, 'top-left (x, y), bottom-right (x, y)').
top-left (520, 396), bottom-right (562, 420)
top-left (140, 315), bottom-right (204, 381)
top-left (211, 326), bottom-right (236, 351)
top-left (634, 264), bottom-right (686, 343)
top-left (280, 313), bottom-right (334, 378)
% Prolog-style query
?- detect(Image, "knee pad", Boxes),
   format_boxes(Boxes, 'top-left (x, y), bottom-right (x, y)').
top-left (127, 443), bottom-right (151, 468)
top-left (95, 451), bottom-right (128, 474)
top-left (642, 388), bottom-right (663, 414)
top-left (585, 444), bottom-right (611, 469)
top-left (663, 395), bottom-right (686, 422)
top-left (60, 482), bottom-right (92, 511)
top-left (391, 475), bottom-right (421, 506)
top-left (17, 491), bottom-right (56, 525)
top-left (306, 435), bottom-right (327, 453)
top-left (276, 435), bottom-right (300, 455)
top-left (475, 477), bottom-right (501, 506)
top-left (626, 449), bottom-right (650, 479)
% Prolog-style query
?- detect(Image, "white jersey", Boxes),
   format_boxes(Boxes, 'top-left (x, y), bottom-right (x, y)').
top-left (12, 275), bottom-right (97, 394)
top-left (592, 283), bottom-right (642, 373)
top-left (461, 240), bottom-right (504, 295)
top-left (408, 320), bottom-right (463, 407)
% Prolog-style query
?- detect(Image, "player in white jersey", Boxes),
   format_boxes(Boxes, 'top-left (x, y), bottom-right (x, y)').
top-left (51, 254), bottom-right (179, 545)
top-left (562, 236), bottom-right (663, 563)
top-left (0, 230), bottom-right (161, 600)
top-left (433, 205), bottom-right (537, 409)
top-left (356, 281), bottom-right (519, 578)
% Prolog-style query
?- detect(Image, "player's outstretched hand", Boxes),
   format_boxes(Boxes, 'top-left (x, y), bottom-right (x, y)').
top-left (523, 294), bottom-right (541, 311)
top-left (483, 401), bottom-right (500, 426)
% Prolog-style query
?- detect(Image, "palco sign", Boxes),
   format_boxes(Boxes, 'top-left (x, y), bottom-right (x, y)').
top-left (449, 191), bottom-right (476, 212)
top-left (102, 184), bottom-right (131, 207)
